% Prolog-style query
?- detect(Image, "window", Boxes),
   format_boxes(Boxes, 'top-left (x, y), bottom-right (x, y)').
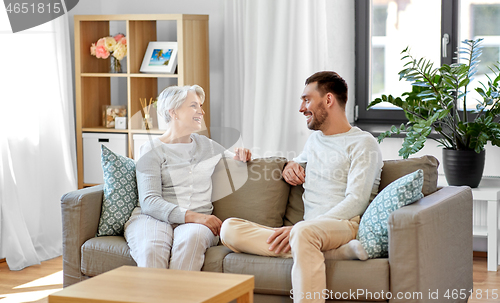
top-left (371, 5), bottom-right (387, 98)
top-left (460, 2), bottom-right (500, 109)
top-left (355, 0), bottom-right (500, 123)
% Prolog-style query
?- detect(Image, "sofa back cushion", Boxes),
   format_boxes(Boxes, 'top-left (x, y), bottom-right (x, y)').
top-left (212, 155), bottom-right (438, 228)
top-left (282, 155), bottom-right (439, 226)
top-left (284, 184), bottom-right (305, 226)
top-left (212, 157), bottom-right (290, 227)
top-left (284, 163), bottom-right (306, 226)
top-left (379, 155), bottom-right (439, 196)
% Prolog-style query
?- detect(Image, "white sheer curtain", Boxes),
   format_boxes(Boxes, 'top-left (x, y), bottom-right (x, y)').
top-left (0, 13), bottom-right (77, 270)
top-left (223, 0), bottom-right (355, 158)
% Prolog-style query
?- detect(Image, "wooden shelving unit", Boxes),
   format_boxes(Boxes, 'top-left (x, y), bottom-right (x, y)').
top-left (74, 14), bottom-right (210, 188)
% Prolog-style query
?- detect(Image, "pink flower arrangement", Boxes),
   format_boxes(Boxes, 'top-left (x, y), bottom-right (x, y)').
top-left (90, 33), bottom-right (127, 61)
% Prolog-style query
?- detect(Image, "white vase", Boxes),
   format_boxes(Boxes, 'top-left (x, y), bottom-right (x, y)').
top-left (157, 112), bottom-right (168, 130)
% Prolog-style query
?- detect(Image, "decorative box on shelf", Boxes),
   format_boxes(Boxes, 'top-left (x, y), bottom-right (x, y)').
top-left (115, 117), bottom-right (127, 130)
top-left (102, 105), bottom-right (126, 128)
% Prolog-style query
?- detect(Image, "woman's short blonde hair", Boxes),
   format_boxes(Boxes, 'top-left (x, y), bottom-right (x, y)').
top-left (157, 85), bottom-right (205, 123)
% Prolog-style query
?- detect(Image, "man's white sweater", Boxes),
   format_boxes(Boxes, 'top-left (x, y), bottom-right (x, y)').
top-left (293, 127), bottom-right (383, 221)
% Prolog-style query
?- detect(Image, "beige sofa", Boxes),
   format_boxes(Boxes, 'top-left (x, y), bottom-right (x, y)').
top-left (61, 156), bottom-right (473, 302)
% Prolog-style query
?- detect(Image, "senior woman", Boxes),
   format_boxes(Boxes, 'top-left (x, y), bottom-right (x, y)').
top-left (124, 84), bottom-right (251, 270)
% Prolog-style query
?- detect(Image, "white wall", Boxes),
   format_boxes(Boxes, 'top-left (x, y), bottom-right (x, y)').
top-left (66, 0), bottom-right (225, 126)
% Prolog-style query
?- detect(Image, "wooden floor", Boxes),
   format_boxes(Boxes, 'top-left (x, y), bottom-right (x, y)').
top-left (0, 256), bottom-right (498, 302)
top-left (469, 257), bottom-right (500, 303)
top-left (0, 257), bottom-right (62, 303)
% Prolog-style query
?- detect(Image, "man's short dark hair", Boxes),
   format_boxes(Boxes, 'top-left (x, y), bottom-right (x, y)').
top-left (305, 71), bottom-right (348, 107)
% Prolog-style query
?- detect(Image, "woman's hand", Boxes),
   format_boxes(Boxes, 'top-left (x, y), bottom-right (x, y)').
top-left (234, 147), bottom-right (252, 162)
top-left (185, 210), bottom-right (222, 236)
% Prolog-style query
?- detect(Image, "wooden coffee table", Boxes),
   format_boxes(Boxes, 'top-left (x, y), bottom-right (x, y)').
top-left (49, 266), bottom-right (254, 303)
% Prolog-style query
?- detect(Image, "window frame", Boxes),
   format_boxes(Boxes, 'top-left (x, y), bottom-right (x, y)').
top-left (354, 0), bottom-right (459, 124)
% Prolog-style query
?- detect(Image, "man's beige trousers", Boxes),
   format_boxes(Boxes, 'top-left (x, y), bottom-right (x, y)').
top-left (220, 216), bottom-right (359, 303)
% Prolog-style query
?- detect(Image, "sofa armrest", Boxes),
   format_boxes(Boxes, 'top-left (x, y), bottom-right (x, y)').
top-left (61, 185), bottom-right (103, 287)
top-left (388, 186), bottom-right (473, 302)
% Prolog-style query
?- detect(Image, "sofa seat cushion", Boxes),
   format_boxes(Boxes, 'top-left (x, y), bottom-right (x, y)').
top-left (202, 245), bottom-right (233, 273)
top-left (222, 253), bottom-right (389, 301)
top-left (223, 253), bottom-right (293, 295)
top-left (81, 236), bottom-right (136, 277)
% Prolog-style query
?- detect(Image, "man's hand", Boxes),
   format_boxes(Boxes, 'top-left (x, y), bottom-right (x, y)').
top-left (282, 161), bottom-right (305, 186)
top-left (185, 210), bottom-right (222, 236)
top-left (267, 226), bottom-right (293, 254)
top-left (233, 147), bottom-right (252, 162)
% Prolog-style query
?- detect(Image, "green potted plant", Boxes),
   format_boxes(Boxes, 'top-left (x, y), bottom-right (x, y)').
top-left (368, 38), bottom-right (500, 187)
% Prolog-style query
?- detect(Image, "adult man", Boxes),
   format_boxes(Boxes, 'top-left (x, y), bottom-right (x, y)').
top-left (220, 71), bottom-right (383, 303)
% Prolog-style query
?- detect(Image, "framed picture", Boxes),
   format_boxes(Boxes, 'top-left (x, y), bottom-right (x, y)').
top-left (140, 42), bottom-right (178, 74)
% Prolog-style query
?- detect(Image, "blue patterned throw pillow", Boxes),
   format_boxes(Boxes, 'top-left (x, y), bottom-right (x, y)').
top-left (97, 145), bottom-right (138, 236)
top-left (357, 169), bottom-right (424, 259)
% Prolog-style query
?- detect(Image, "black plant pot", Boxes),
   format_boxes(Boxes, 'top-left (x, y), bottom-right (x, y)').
top-left (442, 148), bottom-right (485, 188)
